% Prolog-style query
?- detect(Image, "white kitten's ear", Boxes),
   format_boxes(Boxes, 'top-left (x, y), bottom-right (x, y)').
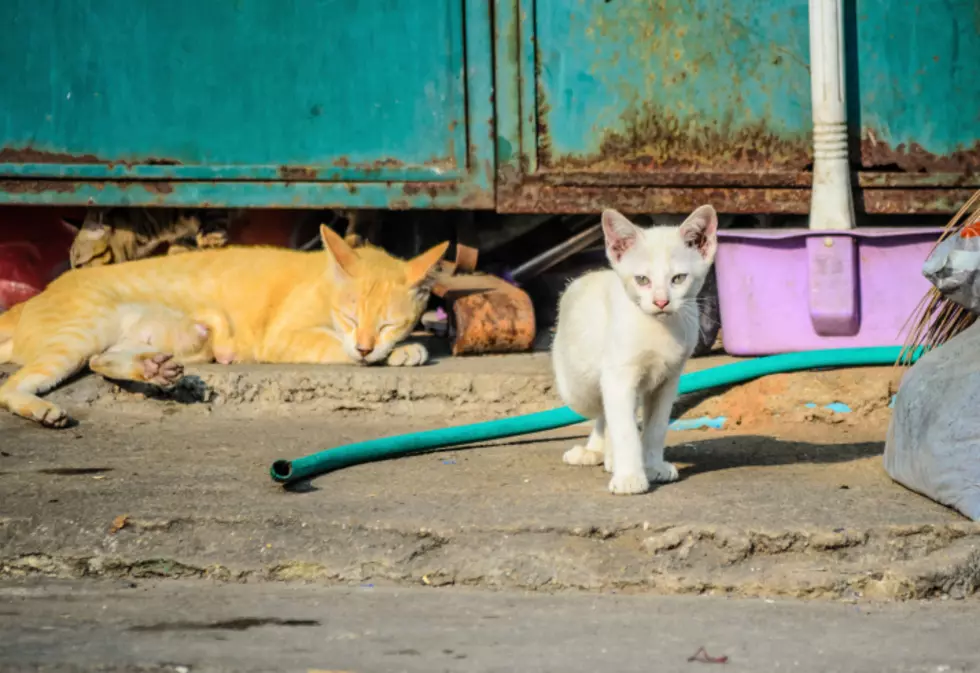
top-left (601, 209), bottom-right (641, 263)
top-left (679, 204), bottom-right (719, 262)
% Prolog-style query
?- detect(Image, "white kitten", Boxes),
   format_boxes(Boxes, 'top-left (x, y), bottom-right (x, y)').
top-left (551, 205), bottom-right (719, 495)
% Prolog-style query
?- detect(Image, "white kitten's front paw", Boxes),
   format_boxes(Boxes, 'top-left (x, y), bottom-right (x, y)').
top-left (645, 461), bottom-right (680, 483)
top-left (563, 445), bottom-right (604, 466)
top-left (608, 471), bottom-right (650, 496)
top-left (386, 342), bottom-right (428, 367)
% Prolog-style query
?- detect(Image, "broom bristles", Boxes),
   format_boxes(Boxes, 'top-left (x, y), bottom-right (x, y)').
top-left (900, 188), bottom-right (980, 365)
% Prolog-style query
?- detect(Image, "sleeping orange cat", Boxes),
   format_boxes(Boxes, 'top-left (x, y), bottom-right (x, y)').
top-left (0, 226), bottom-right (448, 427)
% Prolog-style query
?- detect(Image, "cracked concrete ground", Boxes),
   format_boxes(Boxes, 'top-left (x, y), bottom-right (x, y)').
top-left (1, 355), bottom-right (979, 670)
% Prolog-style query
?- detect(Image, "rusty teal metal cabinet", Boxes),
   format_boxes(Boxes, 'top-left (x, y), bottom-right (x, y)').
top-left (0, 0), bottom-right (977, 214)
top-left (494, 0), bottom-right (980, 214)
top-left (0, 0), bottom-right (494, 208)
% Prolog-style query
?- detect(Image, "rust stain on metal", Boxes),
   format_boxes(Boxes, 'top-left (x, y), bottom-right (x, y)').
top-left (278, 166), bottom-right (318, 181)
top-left (483, 158), bottom-right (496, 189)
top-left (861, 133), bottom-right (980, 173)
top-left (544, 102), bottom-right (812, 173)
top-left (432, 272), bottom-right (536, 356)
top-left (331, 156), bottom-right (456, 173)
top-left (0, 146), bottom-right (106, 165)
top-left (138, 182), bottom-right (175, 195)
top-left (534, 43), bottom-right (553, 167)
top-left (498, 182), bottom-right (812, 214)
top-left (0, 145), bottom-right (183, 167)
top-left (860, 189), bottom-right (977, 215)
top-left (331, 157), bottom-right (403, 171)
top-left (497, 180), bottom-right (975, 216)
top-left (401, 182), bottom-right (459, 198)
top-left (362, 157), bottom-right (405, 171)
top-left (458, 187), bottom-right (494, 210)
top-left (496, 163), bottom-right (522, 191)
top-left (538, 170), bottom-right (812, 188)
top-left (0, 179), bottom-right (77, 194)
top-left (857, 172), bottom-right (980, 188)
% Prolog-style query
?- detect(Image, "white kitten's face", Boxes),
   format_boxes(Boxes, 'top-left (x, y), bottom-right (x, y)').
top-left (602, 205), bottom-right (718, 318)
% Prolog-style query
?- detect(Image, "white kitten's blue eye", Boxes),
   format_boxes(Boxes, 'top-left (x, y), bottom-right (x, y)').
top-left (634, 275), bottom-right (651, 287)
top-left (671, 274), bottom-right (687, 285)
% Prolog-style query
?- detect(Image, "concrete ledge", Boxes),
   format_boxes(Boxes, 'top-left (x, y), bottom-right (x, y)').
top-left (1, 353), bottom-right (904, 424)
top-left (1, 353), bottom-right (561, 417)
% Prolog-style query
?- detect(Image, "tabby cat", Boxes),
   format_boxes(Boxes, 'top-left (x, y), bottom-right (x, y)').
top-left (66, 208), bottom-right (235, 268)
top-left (0, 226), bottom-right (447, 427)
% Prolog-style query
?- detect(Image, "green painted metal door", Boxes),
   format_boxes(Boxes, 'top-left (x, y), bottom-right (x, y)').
top-left (494, 0), bottom-right (980, 215)
top-left (0, 0), bottom-right (494, 208)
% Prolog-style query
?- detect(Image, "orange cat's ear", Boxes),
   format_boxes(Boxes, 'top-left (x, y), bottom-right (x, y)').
top-left (320, 224), bottom-right (360, 276)
top-left (404, 241), bottom-right (450, 287)
top-left (78, 226), bottom-right (108, 240)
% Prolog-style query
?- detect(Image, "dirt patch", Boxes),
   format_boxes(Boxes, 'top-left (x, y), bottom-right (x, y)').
top-left (685, 366), bottom-right (904, 431)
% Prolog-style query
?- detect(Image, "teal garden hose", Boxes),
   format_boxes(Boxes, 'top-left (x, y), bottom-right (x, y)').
top-left (270, 345), bottom-right (922, 485)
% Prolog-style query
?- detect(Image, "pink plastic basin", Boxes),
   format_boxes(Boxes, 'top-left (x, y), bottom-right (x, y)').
top-left (715, 227), bottom-right (942, 356)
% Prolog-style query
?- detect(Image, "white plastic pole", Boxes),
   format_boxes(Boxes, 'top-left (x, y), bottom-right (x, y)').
top-left (808, 0), bottom-right (855, 231)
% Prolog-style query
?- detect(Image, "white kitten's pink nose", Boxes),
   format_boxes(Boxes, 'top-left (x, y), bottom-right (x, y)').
top-left (654, 299), bottom-right (670, 309)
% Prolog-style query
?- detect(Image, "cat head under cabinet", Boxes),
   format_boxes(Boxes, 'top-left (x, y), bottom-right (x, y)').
top-left (64, 208), bottom-right (116, 268)
top-left (319, 224), bottom-right (449, 365)
top-left (601, 204), bottom-right (718, 318)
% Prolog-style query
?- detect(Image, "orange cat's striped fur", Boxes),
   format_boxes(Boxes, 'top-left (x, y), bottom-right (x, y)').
top-left (0, 226), bottom-right (448, 427)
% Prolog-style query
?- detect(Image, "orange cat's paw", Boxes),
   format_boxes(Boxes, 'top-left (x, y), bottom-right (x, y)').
top-left (38, 406), bottom-right (71, 428)
top-left (385, 342), bottom-right (428, 367)
top-left (139, 353), bottom-right (184, 387)
top-left (10, 399), bottom-right (72, 428)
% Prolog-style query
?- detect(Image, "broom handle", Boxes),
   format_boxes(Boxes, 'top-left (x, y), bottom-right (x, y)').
top-left (808, 0), bottom-right (855, 232)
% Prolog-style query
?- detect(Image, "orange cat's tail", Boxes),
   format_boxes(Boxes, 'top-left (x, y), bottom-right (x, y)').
top-left (0, 302), bottom-right (25, 363)
top-left (0, 301), bottom-right (24, 339)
